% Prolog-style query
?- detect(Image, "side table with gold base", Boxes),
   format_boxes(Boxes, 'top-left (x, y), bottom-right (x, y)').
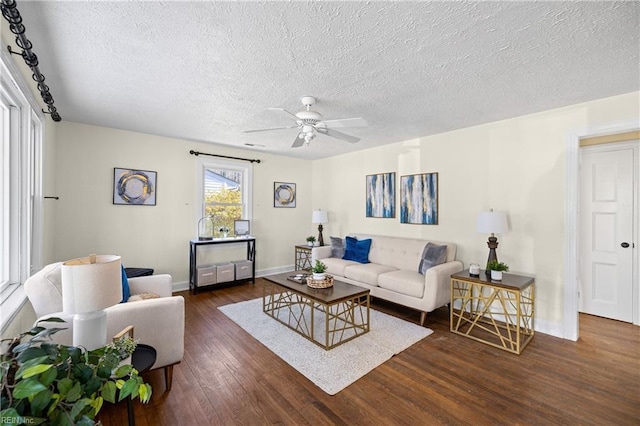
top-left (450, 270), bottom-right (534, 355)
top-left (294, 245), bottom-right (313, 271)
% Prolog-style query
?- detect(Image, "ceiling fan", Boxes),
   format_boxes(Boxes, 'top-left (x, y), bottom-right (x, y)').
top-left (243, 96), bottom-right (367, 147)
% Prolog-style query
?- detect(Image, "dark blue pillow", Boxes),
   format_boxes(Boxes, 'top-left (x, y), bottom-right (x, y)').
top-left (342, 236), bottom-right (372, 264)
top-left (120, 265), bottom-right (130, 303)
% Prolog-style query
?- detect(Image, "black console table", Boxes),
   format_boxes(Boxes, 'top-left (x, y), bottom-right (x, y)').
top-left (189, 237), bottom-right (256, 293)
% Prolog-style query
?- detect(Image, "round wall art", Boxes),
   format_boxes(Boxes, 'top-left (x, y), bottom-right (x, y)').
top-left (113, 168), bottom-right (157, 205)
top-left (274, 182), bottom-right (296, 208)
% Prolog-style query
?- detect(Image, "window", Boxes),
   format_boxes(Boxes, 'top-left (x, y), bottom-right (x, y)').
top-left (198, 158), bottom-right (252, 236)
top-left (0, 51), bottom-right (44, 307)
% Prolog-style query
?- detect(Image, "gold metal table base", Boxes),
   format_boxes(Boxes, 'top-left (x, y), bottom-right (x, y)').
top-left (450, 273), bottom-right (534, 355)
top-left (263, 281), bottom-right (370, 350)
top-left (294, 245), bottom-right (313, 271)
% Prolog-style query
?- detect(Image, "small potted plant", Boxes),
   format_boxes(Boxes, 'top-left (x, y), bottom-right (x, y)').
top-left (487, 260), bottom-right (509, 280)
top-left (311, 259), bottom-right (327, 280)
top-left (306, 236), bottom-right (316, 247)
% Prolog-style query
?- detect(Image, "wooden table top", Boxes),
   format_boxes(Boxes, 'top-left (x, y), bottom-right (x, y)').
top-left (451, 270), bottom-right (534, 291)
top-left (264, 272), bottom-right (369, 304)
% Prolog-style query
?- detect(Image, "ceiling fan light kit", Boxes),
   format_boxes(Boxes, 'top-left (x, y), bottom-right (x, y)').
top-left (244, 96), bottom-right (367, 148)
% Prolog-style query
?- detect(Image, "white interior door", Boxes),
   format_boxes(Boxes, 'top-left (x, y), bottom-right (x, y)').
top-left (579, 146), bottom-right (635, 322)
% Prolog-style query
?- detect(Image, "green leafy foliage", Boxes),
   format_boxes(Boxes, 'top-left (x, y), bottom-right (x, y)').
top-left (312, 260), bottom-right (327, 273)
top-left (0, 319), bottom-right (152, 425)
top-left (205, 187), bottom-right (242, 236)
top-left (486, 260), bottom-right (509, 272)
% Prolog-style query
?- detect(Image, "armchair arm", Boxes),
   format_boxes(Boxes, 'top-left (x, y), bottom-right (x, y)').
top-left (106, 296), bottom-right (185, 370)
top-left (312, 246), bottom-right (333, 263)
top-left (424, 261), bottom-right (464, 311)
top-left (128, 274), bottom-right (173, 297)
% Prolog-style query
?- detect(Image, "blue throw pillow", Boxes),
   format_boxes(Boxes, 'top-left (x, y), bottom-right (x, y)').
top-left (342, 236), bottom-right (372, 264)
top-left (120, 265), bottom-right (130, 303)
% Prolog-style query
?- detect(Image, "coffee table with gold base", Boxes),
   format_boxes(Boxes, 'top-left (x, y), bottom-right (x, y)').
top-left (263, 272), bottom-right (370, 350)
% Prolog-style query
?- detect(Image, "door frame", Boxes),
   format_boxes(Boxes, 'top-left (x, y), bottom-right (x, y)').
top-left (578, 142), bottom-right (638, 321)
top-left (565, 119), bottom-right (640, 340)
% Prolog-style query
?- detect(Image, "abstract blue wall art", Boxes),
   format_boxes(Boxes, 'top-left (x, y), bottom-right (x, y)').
top-left (366, 172), bottom-right (395, 218)
top-left (400, 173), bottom-right (438, 224)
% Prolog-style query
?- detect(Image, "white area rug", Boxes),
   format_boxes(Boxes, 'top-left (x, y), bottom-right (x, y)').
top-left (218, 297), bottom-right (433, 395)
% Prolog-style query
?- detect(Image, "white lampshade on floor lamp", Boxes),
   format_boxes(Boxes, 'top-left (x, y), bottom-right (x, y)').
top-left (312, 209), bottom-right (329, 246)
top-left (476, 209), bottom-right (509, 273)
top-left (61, 254), bottom-right (122, 350)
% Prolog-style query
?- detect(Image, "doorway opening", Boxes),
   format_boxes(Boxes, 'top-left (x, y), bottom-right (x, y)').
top-left (565, 123), bottom-right (640, 341)
top-left (578, 140), bottom-right (638, 323)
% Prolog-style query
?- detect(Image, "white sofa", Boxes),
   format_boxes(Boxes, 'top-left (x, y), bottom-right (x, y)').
top-left (312, 234), bottom-right (463, 325)
top-left (24, 262), bottom-right (185, 390)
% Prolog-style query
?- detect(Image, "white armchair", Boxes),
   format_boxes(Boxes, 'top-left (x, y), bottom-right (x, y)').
top-left (24, 262), bottom-right (185, 390)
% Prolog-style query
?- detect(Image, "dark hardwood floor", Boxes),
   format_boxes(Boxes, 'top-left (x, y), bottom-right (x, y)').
top-left (98, 278), bottom-right (640, 425)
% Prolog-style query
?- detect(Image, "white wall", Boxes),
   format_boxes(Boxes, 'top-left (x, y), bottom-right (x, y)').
top-left (313, 91), bottom-right (640, 338)
top-left (52, 122), bottom-right (314, 285)
top-left (1, 24), bottom-right (56, 335)
top-left (2, 19), bottom-right (57, 265)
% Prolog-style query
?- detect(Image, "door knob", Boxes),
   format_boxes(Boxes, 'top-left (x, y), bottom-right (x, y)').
top-left (621, 242), bottom-right (630, 248)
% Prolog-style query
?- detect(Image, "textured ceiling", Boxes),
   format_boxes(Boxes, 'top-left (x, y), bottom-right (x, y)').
top-left (10, 1), bottom-right (640, 160)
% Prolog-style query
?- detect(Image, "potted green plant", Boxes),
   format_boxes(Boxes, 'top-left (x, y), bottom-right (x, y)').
top-left (311, 259), bottom-right (327, 280)
top-left (0, 319), bottom-right (151, 425)
top-left (487, 260), bottom-right (509, 280)
top-left (306, 236), bottom-right (316, 247)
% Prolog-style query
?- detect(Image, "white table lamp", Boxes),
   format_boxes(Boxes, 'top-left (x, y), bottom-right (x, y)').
top-left (61, 254), bottom-right (122, 350)
top-left (312, 209), bottom-right (329, 246)
top-left (476, 209), bottom-right (509, 271)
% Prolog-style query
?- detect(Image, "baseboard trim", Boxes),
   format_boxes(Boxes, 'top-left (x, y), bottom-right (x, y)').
top-left (172, 281), bottom-right (190, 293)
top-left (171, 265), bottom-right (295, 293)
top-left (256, 265), bottom-right (295, 277)
top-left (534, 319), bottom-right (563, 339)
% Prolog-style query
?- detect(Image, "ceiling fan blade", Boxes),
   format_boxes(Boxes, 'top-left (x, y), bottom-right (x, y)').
top-left (321, 117), bottom-right (368, 128)
top-left (243, 124), bottom-right (299, 133)
top-left (268, 108), bottom-right (300, 121)
top-left (317, 127), bottom-right (360, 143)
top-left (292, 134), bottom-right (305, 148)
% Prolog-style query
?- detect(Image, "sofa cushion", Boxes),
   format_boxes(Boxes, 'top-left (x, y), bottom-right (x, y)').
top-left (329, 236), bottom-right (345, 258)
top-left (322, 258), bottom-right (359, 277)
top-left (350, 234), bottom-right (457, 270)
top-left (343, 236), bottom-right (372, 263)
top-left (378, 270), bottom-right (425, 298)
top-left (344, 263), bottom-right (397, 287)
top-left (418, 242), bottom-right (448, 275)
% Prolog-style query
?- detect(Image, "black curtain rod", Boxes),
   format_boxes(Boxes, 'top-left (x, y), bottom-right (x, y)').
top-left (189, 150), bottom-right (261, 164)
top-left (1, 0), bottom-right (61, 122)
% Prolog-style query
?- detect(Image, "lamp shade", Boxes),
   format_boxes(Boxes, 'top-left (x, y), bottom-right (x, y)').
top-left (476, 211), bottom-right (508, 234)
top-left (61, 254), bottom-right (122, 314)
top-left (312, 210), bottom-right (328, 224)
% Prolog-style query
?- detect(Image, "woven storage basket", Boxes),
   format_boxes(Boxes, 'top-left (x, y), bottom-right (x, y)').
top-left (306, 275), bottom-right (334, 288)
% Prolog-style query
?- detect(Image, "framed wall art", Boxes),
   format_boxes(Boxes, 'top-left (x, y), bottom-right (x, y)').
top-left (274, 182), bottom-right (296, 208)
top-left (113, 167), bottom-right (157, 206)
top-left (234, 219), bottom-right (250, 236)
top-left (366, 172), bottom-right (395, 218)
top-left (400, 172), bottom-right (438, 224)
